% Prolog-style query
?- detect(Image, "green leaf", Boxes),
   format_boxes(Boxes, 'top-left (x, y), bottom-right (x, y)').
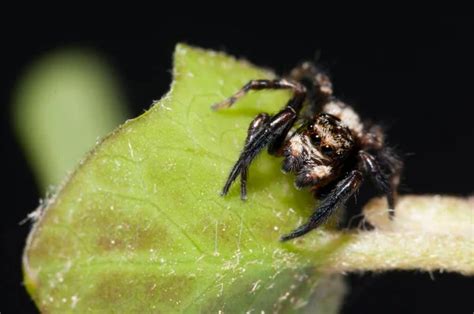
top-left (23, 44), bottom-right (347, 313)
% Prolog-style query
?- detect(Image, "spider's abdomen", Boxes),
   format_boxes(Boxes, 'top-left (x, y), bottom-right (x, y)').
top-left (323, 100), bottom-right (364, 137)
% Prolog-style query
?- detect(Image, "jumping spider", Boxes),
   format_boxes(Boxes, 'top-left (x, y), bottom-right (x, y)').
top-left (212, 62), bottom-right (402, 241)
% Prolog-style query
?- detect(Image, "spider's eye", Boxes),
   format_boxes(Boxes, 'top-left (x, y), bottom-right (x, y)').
top-left (321, 145), bottom-right (334, 156)
top-left (309, 134), bottom-right (321, 146)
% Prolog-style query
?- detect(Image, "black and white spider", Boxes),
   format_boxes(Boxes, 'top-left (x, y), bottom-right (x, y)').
top-left (212, 62), bottom-right (403, 241)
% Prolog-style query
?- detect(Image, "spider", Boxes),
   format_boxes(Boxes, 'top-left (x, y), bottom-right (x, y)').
top-left (211, 62), bottom-right (403, 241)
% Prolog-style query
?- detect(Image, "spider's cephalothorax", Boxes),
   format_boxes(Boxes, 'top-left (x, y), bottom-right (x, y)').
top-left (211, 62), bottom-right (403, 241)
top-left (283, 113), bottom-right (356, 190)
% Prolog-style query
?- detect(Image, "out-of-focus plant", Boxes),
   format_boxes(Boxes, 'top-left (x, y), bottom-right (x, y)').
top-left (12, 48), bottom-right (128, 189)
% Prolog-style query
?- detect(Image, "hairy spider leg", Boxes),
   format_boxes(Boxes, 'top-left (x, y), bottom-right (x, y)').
top-left (375, 148), bottom-right (403, 217)
top-left (358, 151), bottom-right (395, 216)
top-left (212, 79), bottom-right (306, 196)
top-left (211, 79), bottom-right (305, 110)
top-left (288, 62), bottom-right (334, 118)
top-left (220, 109), bottom-right (298, 196)
top-left (280, 170), bottom-right (364, 241)
top-left (240, 113), bottom-right (270, 200)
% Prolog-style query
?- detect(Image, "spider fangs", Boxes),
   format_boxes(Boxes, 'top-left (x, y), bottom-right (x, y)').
top-left (211, 62), bottom-right (403, 241)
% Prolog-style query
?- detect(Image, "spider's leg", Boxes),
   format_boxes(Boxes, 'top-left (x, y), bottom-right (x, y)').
top-left (267, 119), bottom-right (295, 156)
top-left (240, 167), bottom-right (248, 200)
top-left (292, 64), bottom-right (364, 138)
top-left (212, 79), bottom-right (305, 110)
top-left (221, 107), bottom-right (299, 196)
top-left (215, 79), bottom-right (306, 197)
top-left (375, 148), bottom-right (403, 217)
top-left (289, 62), bottom-right (333, 117)
top-left (289, 62), bottom-right (320, 82)
top-left (358, 151), bottom-right (396, 217)
top-left (240, 113), bottom-right (270, 200)
top-left (280, 170), bottom-right (363, 241)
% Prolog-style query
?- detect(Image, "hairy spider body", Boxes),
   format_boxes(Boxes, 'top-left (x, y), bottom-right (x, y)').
top-left (212, 62), bottom-right (402, 241)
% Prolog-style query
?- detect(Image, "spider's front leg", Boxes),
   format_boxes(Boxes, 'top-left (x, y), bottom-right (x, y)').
top-left (280, 170), bottom-right (364, 241)
top-left (212, 79), bottom-right (306, 198)
top-left (240, 113), bottom-right (270, 200)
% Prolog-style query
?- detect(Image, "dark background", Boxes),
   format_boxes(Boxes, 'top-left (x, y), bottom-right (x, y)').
top-left (2, 16), bottom-right (473, 313)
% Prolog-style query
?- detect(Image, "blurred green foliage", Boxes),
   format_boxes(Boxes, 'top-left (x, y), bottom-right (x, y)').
top-left (12, 48), bottom-right (128, 189)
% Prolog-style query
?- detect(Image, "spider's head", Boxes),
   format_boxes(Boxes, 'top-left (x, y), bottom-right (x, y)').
top-left (282, 113), bottom-right (355, 188)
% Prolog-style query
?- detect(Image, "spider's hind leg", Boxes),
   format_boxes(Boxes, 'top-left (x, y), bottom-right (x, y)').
top-left (358, 150), bottom-right (402, 218)
top-left (289, 62), bottom-right (334, 117)
top-left (289, 62), bottom-right (332, 97)
top-left (376, 148), bottom-right (403, 217)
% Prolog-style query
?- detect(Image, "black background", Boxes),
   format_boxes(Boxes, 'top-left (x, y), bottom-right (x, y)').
top-left (2, 16), bottom-right (473, 313)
